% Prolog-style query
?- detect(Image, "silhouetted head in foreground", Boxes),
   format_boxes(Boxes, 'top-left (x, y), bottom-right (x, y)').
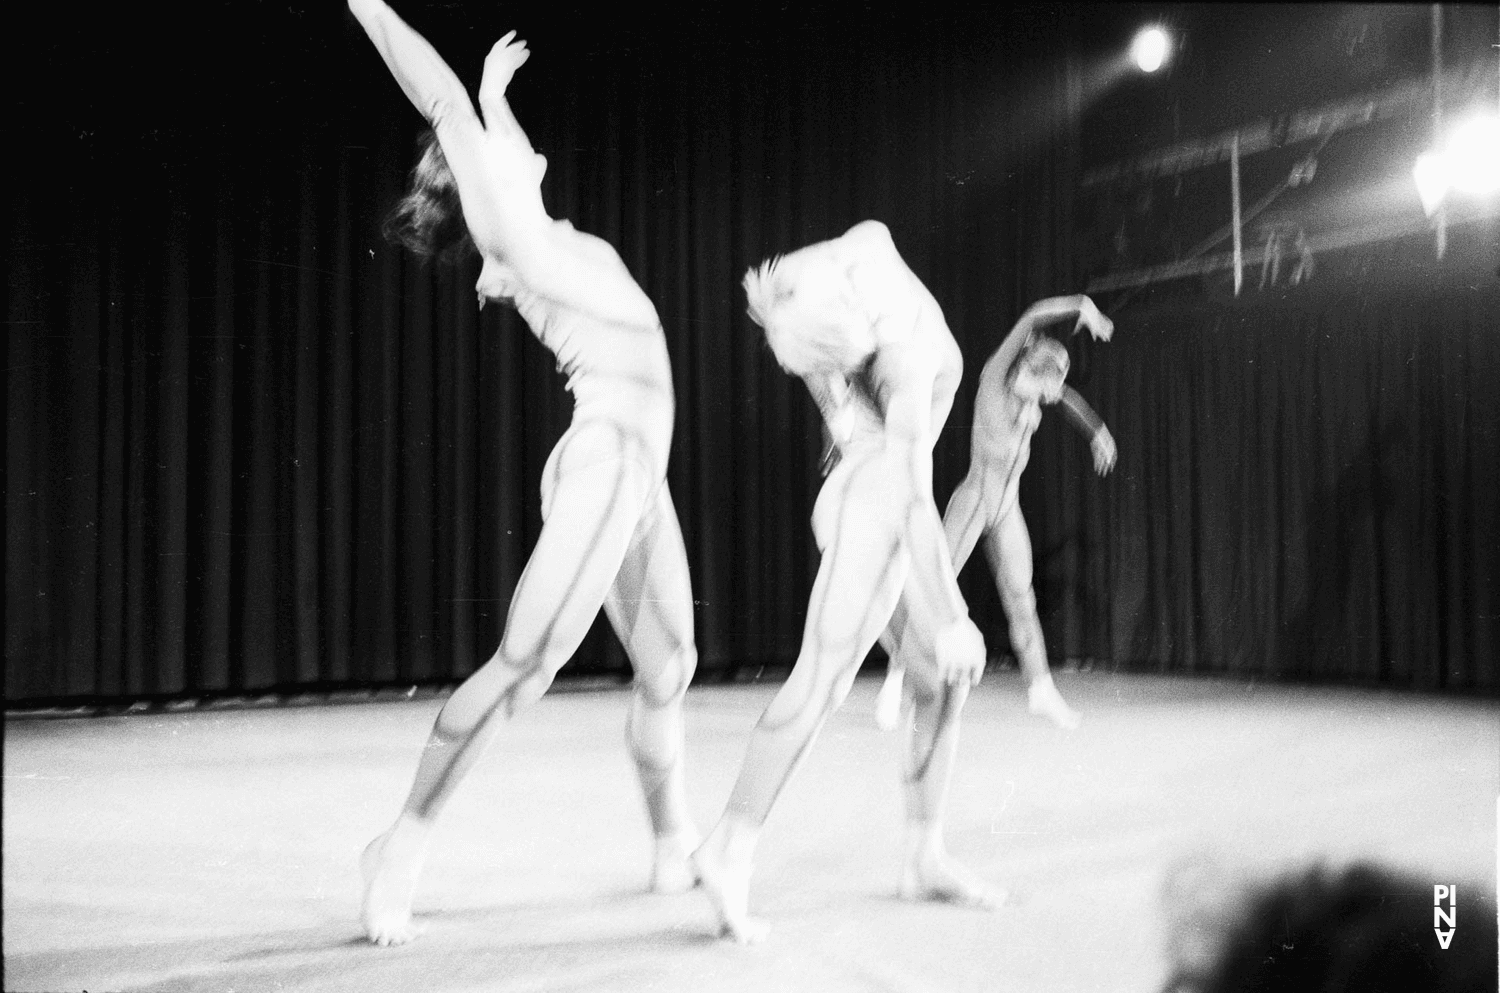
top-left (1162, 861), bottom-right (1496, 993)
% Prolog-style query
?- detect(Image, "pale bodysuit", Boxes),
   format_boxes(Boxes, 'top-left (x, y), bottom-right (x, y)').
top-left (882, 299), bottom-right (1115, 732)
top-left (397, 265), bottom-right (694, 828)
top-left (695, 222), bottom-right (997, 944)
top-left (493, 265), bottom-right (676, 510)
top-left (350, 0), bottom-right (700, 946)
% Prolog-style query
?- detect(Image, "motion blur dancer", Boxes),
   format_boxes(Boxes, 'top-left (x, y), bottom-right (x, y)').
top-left (693, 221), bottom-right (1002, 944)
top-left (877, 295), bottom-right (1116, 733)
top-left (349, 0), bottom-right (700, 946)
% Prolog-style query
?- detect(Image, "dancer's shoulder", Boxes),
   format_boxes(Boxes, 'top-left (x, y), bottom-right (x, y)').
top-left (844, 218), bottom-right (893, 242)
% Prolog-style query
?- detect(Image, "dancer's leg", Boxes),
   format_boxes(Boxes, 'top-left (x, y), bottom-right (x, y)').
top-left (694, 453), bottom-right (913, 942)
top-left (895, 659), bottom-right (1005, 907)
top-left (940, 471), bottom-right (992, 579)
top-left (986, 506), bottom-right (1079, 729)
top-left (362, 426), bottom-right (655, 945)
top-left (876, 471), bottom-right (991, 729)
top-left (602, 482), bottom-right (701, 893)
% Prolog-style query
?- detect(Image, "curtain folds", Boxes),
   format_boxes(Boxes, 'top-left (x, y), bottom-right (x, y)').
top-left (1019, 280), bottom-right (1499, 694)
top-left (6, 4), bottom-right (1495, 702)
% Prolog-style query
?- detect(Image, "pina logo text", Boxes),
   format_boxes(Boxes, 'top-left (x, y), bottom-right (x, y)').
top-left (1433, 884), bottom-right (1456, 949)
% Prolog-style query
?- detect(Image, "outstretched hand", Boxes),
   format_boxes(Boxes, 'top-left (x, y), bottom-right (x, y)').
top-left (484, 31), bottom-right (530, 95)
top-left (1073, 296), bottom-right (1114, 342)
top-left (1091, 428), bottom-right (1117, 475)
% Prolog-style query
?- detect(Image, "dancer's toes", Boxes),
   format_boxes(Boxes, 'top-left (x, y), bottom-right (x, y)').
top-left (901, 854), bottom-right (1007, 910)
top-left (692, 834), bottom-right (770, 944)
top-left (719, 913), bottom-right (771, 945)
top-left (360, 829), bottom-right (426, 946)
top-left (366, 909), bottom-right (426, 947)
top-left (1027, 680), bottom-right (1081, 730)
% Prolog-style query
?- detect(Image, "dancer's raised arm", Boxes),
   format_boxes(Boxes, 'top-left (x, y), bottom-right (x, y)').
top-left (477, 32), bottom-right (533, 142)
top-left (350, 0), bottom-right (658, 328)
top-left (348, 0), bottom-right (475, 132)
top-left (991, 294), bottom-right (1113, 381)
top-left (348, 0), bottom-right (518, 254)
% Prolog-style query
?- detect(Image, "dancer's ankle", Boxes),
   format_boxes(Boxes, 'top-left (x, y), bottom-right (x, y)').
top-left (903, 820), bottom-right (945, 863)
top-left (1024, 669), bottom-right (1055, 691)
top-left (711, 815), bottom-right (761, 868)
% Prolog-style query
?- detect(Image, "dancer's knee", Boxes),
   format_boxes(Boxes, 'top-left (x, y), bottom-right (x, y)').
top-left (479, 653), bottom-right (558, 720)
top-left (627, 643), bottom-right (694, 741)
top-left (636, 642), bottom-right (697, 708)
top-left (507, 665), bottom-right (555, 714)
top-left (437, 656), bottom-right (525, 736)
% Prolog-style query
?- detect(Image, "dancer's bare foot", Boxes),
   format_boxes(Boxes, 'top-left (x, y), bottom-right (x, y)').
top-left (900, 849), bottom-right (1007, 909)
top-left (650, 828), bottom-right (702, 894)
top-left (360, 821), bottom-right (428, 946)
top-left (1027, 678), bottom-right (1081, 730)
top-left (691, 823), bottom-right (769, 944)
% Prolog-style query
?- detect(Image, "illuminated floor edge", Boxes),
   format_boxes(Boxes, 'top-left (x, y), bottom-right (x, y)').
top-left (5, 670), bottom-right (1496, 993)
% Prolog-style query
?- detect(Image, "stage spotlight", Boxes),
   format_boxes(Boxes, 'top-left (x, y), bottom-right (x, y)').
top-left (1412, 113), bottom-right (1500, 216)
top-left (1445, 115), bottom-right (1500, 196)
top-left (1131, 26), bottom-right (1171, 73)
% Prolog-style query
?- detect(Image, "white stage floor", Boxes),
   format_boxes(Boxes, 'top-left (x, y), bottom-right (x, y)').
top-left (5, 670), bottom-right (1496, 992)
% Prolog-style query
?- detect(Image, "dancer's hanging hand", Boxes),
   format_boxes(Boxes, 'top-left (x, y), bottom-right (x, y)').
top-left (935, 622), bottom-right (987, 689)
top-left (1074, 296), bottom-right (1114, 342)
top-left (1091, 428), bottom-right (1117, 475)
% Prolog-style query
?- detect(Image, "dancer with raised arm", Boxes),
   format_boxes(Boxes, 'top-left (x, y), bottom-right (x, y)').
top-left (348, 0), bottom-right (700, 946)
top-left (693, 221), bottom-right (1001, 944)
top-left (876, 295), bottom-right (1117, 733)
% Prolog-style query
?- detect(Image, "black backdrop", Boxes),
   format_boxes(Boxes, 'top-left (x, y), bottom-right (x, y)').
top-left (6, 2), bottom-right (1497, 702)
top-left (1041, 272), bottom-right (1499, 694)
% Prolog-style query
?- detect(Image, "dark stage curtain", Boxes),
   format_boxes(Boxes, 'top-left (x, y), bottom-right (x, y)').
top-left (5, 3), bottom-right (1081, 701)
top-left (1017, 273), bottom-right (1500, 695)
top-left (7, 3), bottom-right (1494, 703)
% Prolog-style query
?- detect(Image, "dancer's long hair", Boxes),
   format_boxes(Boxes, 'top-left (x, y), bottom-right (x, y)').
top-left (743, 256), bottom-right (878, 377)
top-left (383, 130), bottom-right (476, 262)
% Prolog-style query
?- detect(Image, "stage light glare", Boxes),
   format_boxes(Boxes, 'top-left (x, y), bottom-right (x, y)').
top-left (1131, 27), bottom-right (1170, 73)
top-left (1411, 114), bottom-right (1500, 216)
top-left (1413, 152), bottom-right (1450, 217)
top-left (1444, 115), bottom-right (1500, 196)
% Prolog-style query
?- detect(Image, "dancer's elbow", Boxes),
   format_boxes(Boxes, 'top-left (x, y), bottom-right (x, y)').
top-left (424, 94), bottom-right (462, 129)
